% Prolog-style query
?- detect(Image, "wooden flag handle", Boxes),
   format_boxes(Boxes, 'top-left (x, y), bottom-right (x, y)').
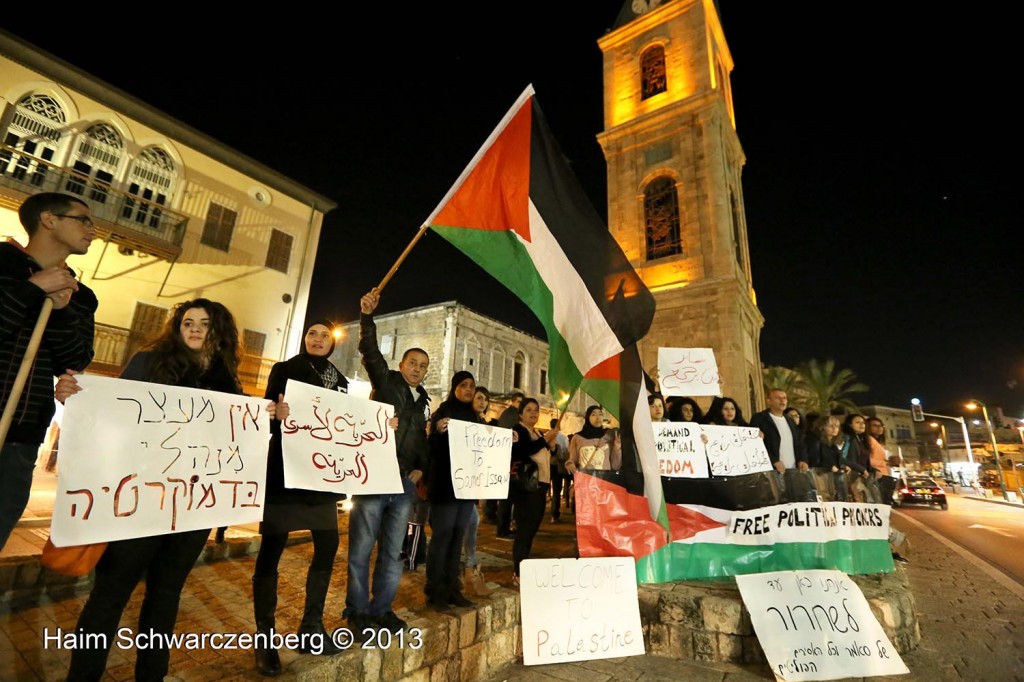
top-left (0, 297), bottom-right (55, 448)
top-left (376, 223), bottom-right (431, 293)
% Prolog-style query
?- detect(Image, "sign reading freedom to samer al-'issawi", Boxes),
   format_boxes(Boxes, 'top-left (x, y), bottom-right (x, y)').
top-left (280, 379), bottom-right (403, 495)
top-left (52, 375), bottom-right (271, 546)
top-left (519, 557), bottom-right (645, 665)
top-left (446, 419), bottom-right (512, 499)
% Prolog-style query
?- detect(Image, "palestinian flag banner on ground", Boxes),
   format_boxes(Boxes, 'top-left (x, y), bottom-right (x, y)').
top-left (576, 473), bottom-right (895, 583)
top-left (426, 85), bottom-right (655, 399)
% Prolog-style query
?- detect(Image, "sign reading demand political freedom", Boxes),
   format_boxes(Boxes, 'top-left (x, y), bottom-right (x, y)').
top-left (736, 569), bottom-right (909, 680)
top-left (653, 421), bottom-right (708, 478)
top-left (520, 557), bottom-right (645, 666)
top-left (52, 374), bottom-right (271, 546)
top-left (280, 379), bottom-right (403, 495)
top-left (657, 347), bottom-right (721, 397)
top-left (446, 419), bottom-right (512, 499)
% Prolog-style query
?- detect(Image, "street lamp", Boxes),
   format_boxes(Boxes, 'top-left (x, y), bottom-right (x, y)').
top-left (929, 421), bottom-right (950, 479)
top-left (965, 400), bottom-right (1009, 500)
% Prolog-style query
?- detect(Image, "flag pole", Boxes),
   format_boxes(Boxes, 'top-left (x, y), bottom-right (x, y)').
top-left (555, 386), bottom-right (579, 429)
top-left (376, 84), bottom-right (536, 294)
top-left (0, 298), bottom-right (54, 449)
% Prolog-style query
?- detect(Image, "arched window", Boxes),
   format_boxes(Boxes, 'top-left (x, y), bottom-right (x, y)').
top-left (640, 46), bottom-right (667, 100)
top-left (489, 347), bottom-right (506, 393)
top-left (66, 123), bottom-right (124, 204)
top-left (513, 351), bottom-right (527, 391)
top-left (644, 176), bottom-right (682, 260)
top-left (730, 188), bottom-right (744, 268)
top-left (748, 375), bottom-right (758, 416)
top-left (1, 93), bottom-right (67, 187)
top-left (122, 146), bottom-right (176, 229)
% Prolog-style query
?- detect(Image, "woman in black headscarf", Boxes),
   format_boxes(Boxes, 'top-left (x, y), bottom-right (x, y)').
top-left (252, 320), bottom-right (348, 674)
top-left (425, 370), bottom-right (480, 609)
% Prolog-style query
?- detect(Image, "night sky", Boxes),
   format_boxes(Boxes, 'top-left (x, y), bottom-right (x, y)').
top-left (4, 2), bottom-right (1018, 417)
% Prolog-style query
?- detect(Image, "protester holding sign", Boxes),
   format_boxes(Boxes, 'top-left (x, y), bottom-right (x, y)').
top-left (510, 398), bottom-right (560, 586)
top-left (666, 396), bottom-right (703, 423)
top-left (63, 298), bottom-right (283, 681)
top-left (701, 396), bottom-right (750, 427)
top-left (424, 371), bottom-right (479, 609)
top-left (462, 386), bottom-right (494, 596)
top-left (251, 320), bottom-right (348, 675)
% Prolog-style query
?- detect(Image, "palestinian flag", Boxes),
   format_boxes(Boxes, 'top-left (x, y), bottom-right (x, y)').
top-left (426, 85), bottom-right (655, 398)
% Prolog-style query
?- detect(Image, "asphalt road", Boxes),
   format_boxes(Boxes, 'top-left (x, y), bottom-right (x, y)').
top-left (894, 493), bottom-right (1024, 588)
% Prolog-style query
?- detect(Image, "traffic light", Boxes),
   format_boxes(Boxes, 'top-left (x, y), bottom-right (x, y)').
top-left (910, 398), bottom-right (924, 422)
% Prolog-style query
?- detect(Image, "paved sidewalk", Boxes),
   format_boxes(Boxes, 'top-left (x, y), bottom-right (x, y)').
top-left (3, 476), bottom-right (1023, 681)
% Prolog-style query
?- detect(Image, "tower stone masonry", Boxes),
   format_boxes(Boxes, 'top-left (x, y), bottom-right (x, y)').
top-left (599, 0), bottom-right (764, 414)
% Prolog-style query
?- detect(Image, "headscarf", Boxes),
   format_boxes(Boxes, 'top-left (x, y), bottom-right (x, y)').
top-left (431, 370), bottom-right (478, 427)
top-left (301, 319), bottom-right (339, 386)
top-left (576, 405), bottom-right (607, 440)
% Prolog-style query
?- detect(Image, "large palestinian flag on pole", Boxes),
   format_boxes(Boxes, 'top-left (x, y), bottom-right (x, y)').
top-left (425, 85), bottom-right (655, 398)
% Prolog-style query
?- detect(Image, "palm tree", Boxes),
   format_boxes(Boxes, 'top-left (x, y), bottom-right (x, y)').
top-left (792, 358), bottom-right (868, 416)
top-left (762, 365), bottom-right (801, 402)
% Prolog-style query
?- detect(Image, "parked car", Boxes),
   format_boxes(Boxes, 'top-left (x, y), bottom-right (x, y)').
top-left (893, 476), bottom-right (948, 510)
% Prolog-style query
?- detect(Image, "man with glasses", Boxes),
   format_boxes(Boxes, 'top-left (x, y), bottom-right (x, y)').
top-left (0, 192), bottom-right (97, 550)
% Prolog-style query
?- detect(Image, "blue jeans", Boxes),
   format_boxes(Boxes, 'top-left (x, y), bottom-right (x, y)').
top-left (0, 442), bottom-right (37, 551)
top-left (462, 504), bottom-right (479, 568)
top-left (345, 476), bottom-right (416, 617)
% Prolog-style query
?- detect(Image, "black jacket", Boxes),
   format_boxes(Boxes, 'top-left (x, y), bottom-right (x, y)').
top-left (120, 350), bottom-right (241, 393)
top-left (263, 354), bottom-right (348, 505)
top-left (358, 313), bottom-right (429, 477)
top-left (0, 241), bottom-right (97, 443)
top-left (749, 409), bottom-right (806, 467)
top-left (804, 435), bottom-right (841, 469)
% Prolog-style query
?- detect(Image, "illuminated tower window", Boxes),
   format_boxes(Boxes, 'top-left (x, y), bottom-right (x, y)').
top-left (640, 46), bottom-right (667, 100)
top-left (644, 176), bottom-right (682, 260)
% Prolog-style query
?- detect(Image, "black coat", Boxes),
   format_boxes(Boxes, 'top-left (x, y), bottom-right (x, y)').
top-left (263, 354), bottom-right (348, 507)
top-left (750, 410), bottom-right (807, 467)
top-left (358, 313), bottom-right (430, 477)
top-left (426, 399), bottom-right (480, 504)
top-left (804, 435), bottom-right (841, 469)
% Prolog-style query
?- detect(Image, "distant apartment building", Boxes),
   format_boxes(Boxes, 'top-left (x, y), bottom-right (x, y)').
top-left (0, 30), bottom-right (335, 395)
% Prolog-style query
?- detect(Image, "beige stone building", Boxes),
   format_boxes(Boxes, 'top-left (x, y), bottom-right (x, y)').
top-left (599, 0), bottom-right (764, 414)
top-left (0, 31), bottom-right (335, 395)
top-left (329, 302), bottom-right (589, 432)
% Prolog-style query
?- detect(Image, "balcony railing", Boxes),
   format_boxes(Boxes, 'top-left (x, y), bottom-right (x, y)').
top-left (0, 144), bottom-right (188, 261)
top-left (88, 322), bottom-right (274, 396)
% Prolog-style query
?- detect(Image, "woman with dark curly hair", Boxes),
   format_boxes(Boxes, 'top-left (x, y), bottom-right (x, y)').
top-left (63, 299), bottom-right (284, 681)
top-left (667, 396), bottom-right (704, 423)
top-left (702, 396), bottom-right (749, 427)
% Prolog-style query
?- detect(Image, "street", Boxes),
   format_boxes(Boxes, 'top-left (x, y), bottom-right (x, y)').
top-left (894, 493), bottom-right (1024, 589)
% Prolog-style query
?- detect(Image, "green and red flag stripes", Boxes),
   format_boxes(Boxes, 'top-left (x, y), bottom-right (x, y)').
top-left (425, 85), bottom-right (655, 399)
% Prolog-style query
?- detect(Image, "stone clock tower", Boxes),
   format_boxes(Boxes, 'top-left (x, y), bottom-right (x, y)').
top-left (598, 0), bottom-right (765, 414)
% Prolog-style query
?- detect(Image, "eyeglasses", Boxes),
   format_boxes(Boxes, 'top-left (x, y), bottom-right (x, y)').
top-left (54, 214), bottom-right (94, 227)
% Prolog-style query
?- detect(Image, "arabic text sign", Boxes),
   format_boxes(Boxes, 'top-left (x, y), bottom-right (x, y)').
top-left (52, 375), bottom-right (270, 546)
top-left (520, 558), bottom-right (645, 666)
top-left (701, 425), bottom-right (772, 475)
top-left (736, 570), bottom-right (909, 681)
top-left (280, 379), bottom-right (402, 495)
top-left (653, 422), bottom-right (708, 478)
top-left (447, 419), bottom-right (512, 499)
top-left (657, 347), bottom-right (721, 397)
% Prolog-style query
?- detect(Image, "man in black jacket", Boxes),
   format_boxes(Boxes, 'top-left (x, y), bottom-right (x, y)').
top-left (1, 193), bottom-right (97, 550)
top-left (344, 288), bottom-right (430, 634)
top-left (750, 389), bottom-right (808, 502)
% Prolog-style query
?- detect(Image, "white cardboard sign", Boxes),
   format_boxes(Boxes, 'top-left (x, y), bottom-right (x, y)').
top-left (657, 347), bottom-right (721, 397)
top-left (653, 422), bottom-right (709, 478)
top-left (520, 557), bottom-right (645, 665)
top-left (736, 569), bottom-right (909, 680)
top-left (727, 503), bottom-right (891, 545)
top-left (701, 425), bottom-right (772, 476)
top-left (52, 375), bottom-right (271, 546)
top-left (280, 379), bottom-right (403, 495)
top-left (446, 419), bottom-right (512, 499)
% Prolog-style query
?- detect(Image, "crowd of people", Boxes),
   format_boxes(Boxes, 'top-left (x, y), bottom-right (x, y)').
top-left (0, 192), bottom-right (907, 679)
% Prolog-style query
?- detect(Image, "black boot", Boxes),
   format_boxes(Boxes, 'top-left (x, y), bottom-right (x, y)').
top-left (252, 574), bottom-right (282, 676)
top-left (298, 569), bottom-right (342, 655)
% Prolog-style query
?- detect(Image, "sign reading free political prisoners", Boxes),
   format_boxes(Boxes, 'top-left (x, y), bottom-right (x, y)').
top-left (52, 375), bottom-right (271, 546)
top-left (520, 557), bottom-right (645, 666)
top-left (446, 419), bottom-right (512, 499)
top-left (653, 422), bottom-right (708, 478)
top-left (700, 425), bottom-right (772, 476)
top-left (736, 569), bottom-right (909, 680)
top-left (657, 347), bottom-right (721, 397)
top-left (280, 379), bottom-right (403, 495)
